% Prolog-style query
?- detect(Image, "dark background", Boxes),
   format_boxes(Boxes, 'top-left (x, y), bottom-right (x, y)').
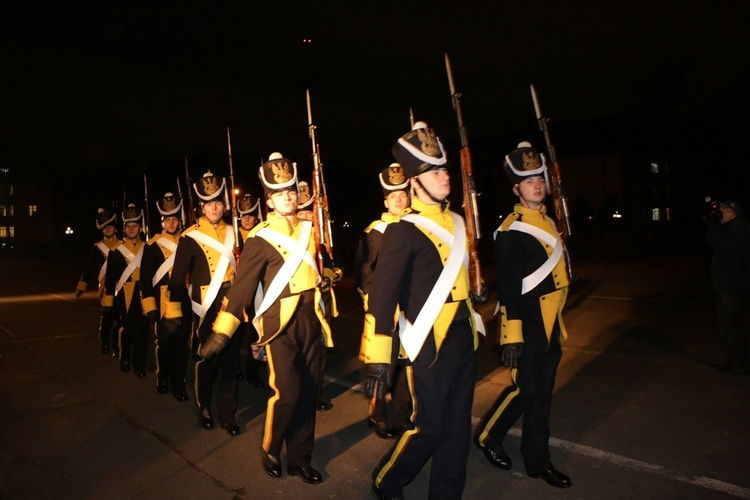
top-left (2, 1), bottom-right (749, 250)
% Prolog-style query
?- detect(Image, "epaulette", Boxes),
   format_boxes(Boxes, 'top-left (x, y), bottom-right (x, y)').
top-left (248, 220), bottom-right (270, 238)
top-left (387, 206), bottom-right (414, 225)
top-left (499, 211), bottom-right (521, 232)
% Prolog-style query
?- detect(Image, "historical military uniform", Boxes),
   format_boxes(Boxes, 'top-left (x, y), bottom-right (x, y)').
top-left (165, 171), bottom-right (240, 432)
top-left (356, 163), bottom-right (412, 438)
top-left (364, 123), bottom-right (481, 499)
top-left (474, 142), bottom-right (571, 487)
top-left (208, 153), bottom-right (337, 482)
top-left (140, 192), bottom-right (191, 401)
top-left (75, 208), bottom-right (122, 355)
top-left (103, 203), bottom-right (148, 376)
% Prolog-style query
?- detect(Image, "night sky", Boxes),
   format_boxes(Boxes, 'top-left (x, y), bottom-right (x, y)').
top-left (2, 1), bottom-right (749, 240)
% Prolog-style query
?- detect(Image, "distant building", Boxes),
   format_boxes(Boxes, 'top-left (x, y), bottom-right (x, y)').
top-left (0, 167), bottom-right (57, 249)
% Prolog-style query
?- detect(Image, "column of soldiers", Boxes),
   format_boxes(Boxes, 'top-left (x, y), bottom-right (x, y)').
top-left (73, 122), bottom-right (573, 497)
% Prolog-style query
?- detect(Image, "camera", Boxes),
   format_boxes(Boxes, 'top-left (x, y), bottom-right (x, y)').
top-left (703, 196), bottom-right (722, 224)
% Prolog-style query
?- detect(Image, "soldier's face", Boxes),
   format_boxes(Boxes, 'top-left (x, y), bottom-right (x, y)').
top-left (163, 216), bottom-right (180, 234)
top-left (241, 214), bottom-right (257, 230)
top-left (514, 176), bottom-right (546, 209)
top-left (414, 167), bottom-right (450, 202)
top-left (124, 222), bottom-right (141, 239)
top-left (102, 225), bottom-right (116, 238)
top-left (268, 189), bottom-right (299, 216)
top-left (384, 190), bottom-right (409, 216)
top-left (203, 201), bottom-right (225, 224)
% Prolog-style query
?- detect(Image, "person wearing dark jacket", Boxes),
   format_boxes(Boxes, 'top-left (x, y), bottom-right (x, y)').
top-left (706, 199), bottom-right (750, 374)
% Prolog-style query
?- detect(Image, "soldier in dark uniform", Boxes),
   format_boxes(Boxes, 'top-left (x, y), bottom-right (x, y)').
top-left (201, 152), bottom-right (338, 484)
top-left (236, 192), bottom-right (264, 387)
top-left (75, 208), bottom-right (122, 355)
top-left (140, 192), bottom-right (190, 401)
top-left (363, 122), bottom-right (483, 500)
top-left (474, 142), bottom-right (572, 488)
top-left (162, 172), bottom-right (241, 436)
top-left (103, 203), bottom-right (149, 377)
top-left (356, 163), bottom-right (413, 440)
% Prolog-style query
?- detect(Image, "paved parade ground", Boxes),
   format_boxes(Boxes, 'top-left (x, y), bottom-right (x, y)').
top-left (1, 237), bottom-right (749, 499)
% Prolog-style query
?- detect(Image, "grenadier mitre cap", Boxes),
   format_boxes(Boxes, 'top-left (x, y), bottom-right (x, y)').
top-left (379, 163), bottom-right (409, 197)
top-left (297, 181), bottom-right (313, 209)
top-left (259, 152), bottom-right (298, 195)
top-left (96, 208), bottom-right (117, 230)
top-left (156, 192), bottom-right (183, 218)
top-left (237, 193), bottom-right (260, 216)
top-left (193, 171), bottom-right (227, 202)
top-left (504, 141), bottom-right (550, 191)
top-left (122, 203), bottom-right (144, 225)
top-left (391, 121), bottom-right (448, 179)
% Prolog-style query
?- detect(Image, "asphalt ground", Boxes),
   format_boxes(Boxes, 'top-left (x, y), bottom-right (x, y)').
top-left (1, 239), bottom-right (749, 499)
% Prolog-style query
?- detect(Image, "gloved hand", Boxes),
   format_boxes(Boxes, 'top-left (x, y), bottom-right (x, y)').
top-left (470, 281), bottom-right (489, 305)
top-left (500, 343), bottom-right (523, 368)
top-left (199, 332), bottom-right (230, 359)
top-left (362, 363), bottom-right (392, 400)
top-left (74, 289), bottom-right (83, 299)
top-left (160, 317), bottom-right (182, 335)
top-left (319, 276), bottom-right (332, 295)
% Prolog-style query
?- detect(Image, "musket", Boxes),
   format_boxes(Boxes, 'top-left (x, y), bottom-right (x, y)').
top-left (175, 177), bottom-right (187, 227)
top-left (183, 157), bottom-right (197, 226)
top-left (444, 53), bottom-right (485, 302)
top-left (226, 127), bottom-right (241, 256)
top-left (143, 173), bottom-right (151, 241)
top-left (306, 89), bottom-right (335, 274)
top-left (529, 84), bottom-right (573, 278)
top-left (409, 107), bottom-right (415, 128)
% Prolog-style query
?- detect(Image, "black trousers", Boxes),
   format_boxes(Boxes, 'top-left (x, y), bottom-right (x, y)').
top-left (116, 284), bottom-right (148, 372)
top-left (155, 301), bottom-right (191, 394)
top-left (194, 288), bottom-right (242, 421)
top-left (716, 292), bottom-right (749, 367)
top-left (99, 306), bottom-right (121, 355)
top-left (263, 299), bottom-right (323, 466)
top-left (373, 320), bottom-right (476, 500)
top-left (475, 333), bottom-right (562, 473)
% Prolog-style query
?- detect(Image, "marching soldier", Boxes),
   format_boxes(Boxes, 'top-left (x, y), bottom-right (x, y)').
top-left (75, 208), bottom-right (122, 355)
top-left (201, 152), bottom-right (338, 484)
top-left (362, 123), bottom-right (482, 499)
top-left (140, 192), bottom-right (190, 402)
top-left (162, 171), bottom-right (241, 435)
top-left (236, 192), bottom-right (265, 387)
top-left (356, 163), bottom-right (413, 439)
top-left (474, 142), bottom-right (572, 488)
top-left (103, 203), bottom-right (149, 377)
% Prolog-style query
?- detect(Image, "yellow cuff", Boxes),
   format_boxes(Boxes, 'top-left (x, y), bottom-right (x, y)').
top-left (76, 280), bottom-right (88, 293)
top-left (165, 301), bottom-right (183, 319)
top-left (213, 310), bottom-right (241, 338)
top-left (141, 296), bottom-right (157, 315)
top-left (499, 312), bottom-right (523, 345)
top-left (102, 295), bottom-right (114, 307)
top-left (359, 313), bottom-right (392, 363)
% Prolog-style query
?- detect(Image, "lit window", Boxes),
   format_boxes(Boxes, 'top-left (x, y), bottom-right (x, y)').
top-left (8, 205), bottom-right (13, 217)
top-left (29, 205), bottom-right (37, 216)
top-left (8, 226), bottom-right (13, 237)
top-left (665, 207), bottom-right (671, 221)
top-left (0, 205), bottom-right (5, 216)
top-left (652, 208), bottom-right (661, 221)
top-left (650, 162), bottom-right (660, 174)
top-left (0, 167), bottom-right (9, 174)
top-left (8, 184), bottom-right (13, 195)
top-left (0, 227), bottom-right (6, 237)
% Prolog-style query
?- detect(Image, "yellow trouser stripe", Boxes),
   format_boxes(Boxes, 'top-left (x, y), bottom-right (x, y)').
top-left (262, 343), bottom-right (280, 452)
top-left (477, 368), bottom-right (520, 446)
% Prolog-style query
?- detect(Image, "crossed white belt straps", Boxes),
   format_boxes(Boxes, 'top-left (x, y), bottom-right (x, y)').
top-left (397, 213), bottom-right (485, 361)
top-left (151, 238), bottom-right (178, 287)
top-left (114, 244), bottom-right (144, 296)
top-left (185, 229), bottom-right (236, 320)
top-left (96, 242), bottom-right (110, 283)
